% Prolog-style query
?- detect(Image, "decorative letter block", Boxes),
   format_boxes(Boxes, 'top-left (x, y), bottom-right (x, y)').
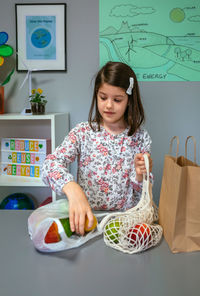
top-left (0, 138), bottom-right (50, 178)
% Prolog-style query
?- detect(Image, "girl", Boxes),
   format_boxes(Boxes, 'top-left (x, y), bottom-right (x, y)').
top-left (42, 61), bottom-right (153, 236)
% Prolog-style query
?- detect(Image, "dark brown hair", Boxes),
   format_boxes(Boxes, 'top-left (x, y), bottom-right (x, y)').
top-left (88, 61), bottom-right (145, 136)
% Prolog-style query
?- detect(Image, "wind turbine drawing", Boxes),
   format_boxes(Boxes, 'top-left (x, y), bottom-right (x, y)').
top-left (125, 38), bottom-right (136, 62)
top-left (18, 52), bottom-right (43, 115)
top-left (130, 35), bottom-right (135, 47)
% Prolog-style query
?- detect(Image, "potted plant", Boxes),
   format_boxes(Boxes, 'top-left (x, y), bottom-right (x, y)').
top-left (29, 88), bottom-right (47, 115)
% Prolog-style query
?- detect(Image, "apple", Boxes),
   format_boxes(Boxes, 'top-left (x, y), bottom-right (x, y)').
top-left (128, 223), bottom-right (151, 248)
top-left (84, 215), bottom-right (98, 232)
top-left (105, 220), bottom-right (121, 244)
top-left (44, 221), bottom-right (61, 244)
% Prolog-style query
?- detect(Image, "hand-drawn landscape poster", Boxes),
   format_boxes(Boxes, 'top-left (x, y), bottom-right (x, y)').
top-left (99, 0), bottom-right (200, 81)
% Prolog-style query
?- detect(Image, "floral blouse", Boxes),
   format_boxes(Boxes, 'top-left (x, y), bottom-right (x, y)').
top-left (41, 122), bottom-right (153, 211)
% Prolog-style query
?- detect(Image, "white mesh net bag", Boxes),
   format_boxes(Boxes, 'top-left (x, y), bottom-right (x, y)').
top-left (98, 154), bottom-right (163, 254)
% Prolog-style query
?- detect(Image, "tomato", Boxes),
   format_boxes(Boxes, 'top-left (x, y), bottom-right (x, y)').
top-left (128, 223), bottom-right (151, 247)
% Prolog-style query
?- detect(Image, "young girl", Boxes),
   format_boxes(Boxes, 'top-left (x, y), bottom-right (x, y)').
top-left (42, 61), bottom-right (153, 236)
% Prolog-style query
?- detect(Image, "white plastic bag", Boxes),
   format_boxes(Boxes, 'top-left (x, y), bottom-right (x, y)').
top-left (28, 199), bottom-right (108, 252)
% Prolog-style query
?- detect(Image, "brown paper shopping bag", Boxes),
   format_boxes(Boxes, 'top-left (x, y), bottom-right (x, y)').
top-left (159, 136), bottom-right (200, 253)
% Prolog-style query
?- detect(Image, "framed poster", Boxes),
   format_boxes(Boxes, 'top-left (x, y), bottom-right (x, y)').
top-left (15, 3), bottom-right (67, 72)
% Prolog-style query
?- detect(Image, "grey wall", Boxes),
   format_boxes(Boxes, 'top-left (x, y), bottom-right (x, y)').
top-left (1, 0), bottom-right (200, 205)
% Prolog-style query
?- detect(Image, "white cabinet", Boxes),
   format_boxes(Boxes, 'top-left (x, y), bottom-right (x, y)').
top-left (0, 113), bottom-right (69, 203)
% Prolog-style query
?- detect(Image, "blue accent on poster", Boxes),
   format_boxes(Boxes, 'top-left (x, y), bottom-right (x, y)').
top-left (26, 15), bottom-right (56, 60)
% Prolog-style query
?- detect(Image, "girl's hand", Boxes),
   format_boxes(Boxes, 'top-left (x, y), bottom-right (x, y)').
top-left (134, 153), bottom-right (153, 182)
top-left (62, 181), bottom-right (94, 236)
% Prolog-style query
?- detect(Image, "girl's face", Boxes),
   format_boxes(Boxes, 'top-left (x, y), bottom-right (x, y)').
top-left (97, 83), bottom-right (128, 129)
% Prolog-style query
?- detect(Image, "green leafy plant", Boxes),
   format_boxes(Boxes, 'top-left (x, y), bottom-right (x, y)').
top-left (29, 88), bottom-right (47, 105)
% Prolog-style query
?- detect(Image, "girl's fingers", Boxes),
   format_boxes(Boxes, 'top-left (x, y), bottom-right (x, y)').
top-left (135, 153), bottom-right (153, 177)
top-left (87, 211), bottom-right (94, 228)
top-left (69, 211), bottom-right (75, 232)
top-left (74, 213), bottom-right (80, 234)
top-left (134, 153), bottom-right (143, 162)
top-left (79, 213), bottom-right (86, 236)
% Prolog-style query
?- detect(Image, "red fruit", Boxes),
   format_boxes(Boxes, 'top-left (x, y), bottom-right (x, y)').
top-left (39, 196), bottom-right (52, 207)
top-left (128, 223), bottom-right (151, 248)
top-left (44, 221), bottom-right (61, 244)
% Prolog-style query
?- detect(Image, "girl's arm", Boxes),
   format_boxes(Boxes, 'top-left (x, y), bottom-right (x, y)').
top-left (41, 128), bottom-right (79, 195)
top-left (131, 129), bottom-right (153, 202)
top-left (62, 181), bottom-right (94, 235)
top-left (41, 124), bottom-right (94, 235)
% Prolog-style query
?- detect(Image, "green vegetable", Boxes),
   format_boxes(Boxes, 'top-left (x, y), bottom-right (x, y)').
top-left (59, 218), bottom-right (74, 237)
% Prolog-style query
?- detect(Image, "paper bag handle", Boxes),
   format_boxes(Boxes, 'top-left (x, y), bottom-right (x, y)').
top-left (169, 136), bottom-right (179, 158)
top-left (185, 136), bottom-right (196, 163)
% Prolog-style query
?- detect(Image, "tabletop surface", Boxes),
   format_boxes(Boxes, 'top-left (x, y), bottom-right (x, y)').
top-left (0, 210), bottom-right (199, 296)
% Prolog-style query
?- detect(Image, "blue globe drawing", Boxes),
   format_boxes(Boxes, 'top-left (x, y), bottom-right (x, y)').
top-left (31, 28), bottom-right (51, 48)
top-left (0, 193), bottom-right (35, 210)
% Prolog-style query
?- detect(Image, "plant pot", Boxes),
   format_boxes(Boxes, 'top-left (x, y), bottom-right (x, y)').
top-left (0, 86), bottom-right (4, 114)
top-left (31, 102), bottom-right (46, 115)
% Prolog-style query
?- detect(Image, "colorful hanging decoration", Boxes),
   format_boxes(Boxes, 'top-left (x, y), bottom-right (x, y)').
top-left (0, 32), bottom-right (13, 67)
top-left (0, 32), bottom-right (14, 87)
top-left (0, 32), bottom-right (14, 114)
